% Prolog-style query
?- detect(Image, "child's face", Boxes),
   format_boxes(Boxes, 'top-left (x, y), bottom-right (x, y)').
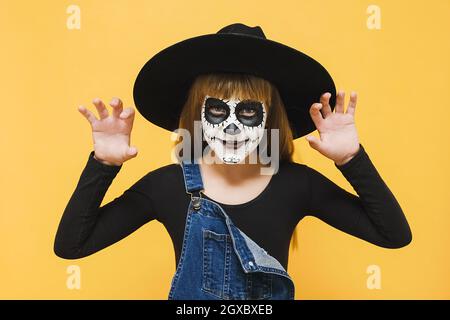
top-left (201, 95), bottom-right (267, 164)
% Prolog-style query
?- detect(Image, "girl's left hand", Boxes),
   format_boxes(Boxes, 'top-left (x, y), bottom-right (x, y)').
top-left (305, 90), bottom-right (360, 166)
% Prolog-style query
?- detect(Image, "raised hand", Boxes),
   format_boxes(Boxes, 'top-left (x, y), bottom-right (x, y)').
top-left (78, 97), bottom-right (138, 166)
top-left (305, 90), bottom-right (360, 166)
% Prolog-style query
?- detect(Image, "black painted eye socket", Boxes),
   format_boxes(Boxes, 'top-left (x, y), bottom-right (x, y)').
top-left (235, 100), bottom-right (264, 127)
top-left (204, 97), bottom-right (230, 124)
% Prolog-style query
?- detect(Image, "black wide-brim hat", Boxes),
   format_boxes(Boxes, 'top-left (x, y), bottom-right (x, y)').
top-left (133, 23), bottom-right (336, 139)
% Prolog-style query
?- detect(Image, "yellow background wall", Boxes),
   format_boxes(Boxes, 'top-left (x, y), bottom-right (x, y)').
top-left (1, 0), bottom-right (449, 299)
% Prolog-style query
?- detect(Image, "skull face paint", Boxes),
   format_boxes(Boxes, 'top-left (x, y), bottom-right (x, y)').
top-left (201, 95), bottom-right (267, 164)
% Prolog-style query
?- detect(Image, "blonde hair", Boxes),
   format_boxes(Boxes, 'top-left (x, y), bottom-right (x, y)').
top-left (174, 72), bottom-right (300, 250)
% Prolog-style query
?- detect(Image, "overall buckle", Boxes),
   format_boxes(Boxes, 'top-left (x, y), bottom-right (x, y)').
top-left (189, 190), bottom-right (203, 211)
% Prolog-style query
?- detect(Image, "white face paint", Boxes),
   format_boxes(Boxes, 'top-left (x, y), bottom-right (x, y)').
top-left (201, 95), bottom-right (267, 164)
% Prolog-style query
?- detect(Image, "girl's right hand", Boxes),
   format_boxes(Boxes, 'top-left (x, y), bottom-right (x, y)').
top-left (78, 97), bottom-right (138, 166)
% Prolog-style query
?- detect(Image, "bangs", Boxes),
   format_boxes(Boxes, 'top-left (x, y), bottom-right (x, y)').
top-left (192, 73), bottom-right (273, 106)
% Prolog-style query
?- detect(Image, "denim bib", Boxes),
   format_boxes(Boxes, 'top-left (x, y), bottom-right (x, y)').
top-left (168, 160), bottom-right (295, 300)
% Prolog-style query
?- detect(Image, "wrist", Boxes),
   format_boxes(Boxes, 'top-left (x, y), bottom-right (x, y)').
top-left (93, 154), bottom-right (122, 167)
top-left (335, 155), bottom-right (355, 166)
top-left (334, 145), bottom-right (361, 166)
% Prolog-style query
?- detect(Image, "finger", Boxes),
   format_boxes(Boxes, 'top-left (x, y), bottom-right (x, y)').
top-left (110, 97), bottom-right (123, 118)
top-left (309, 103), bottom-right (324, 129)
top-left (346, 91), bottom-right (357, 116)
top-left (78, 105), bottom-right (98, 125)
top-left (320, 92), bottom-right (333, 118)
top-left (335, 90), bottom-right (345, 113)
top-left (305, 135), bottom-right (322, 151)
top-left (127, 145), bottom-right (138, 158)
top-left (92, 98), bottom-right (109, 119)
top-left (119, 107), bottom-right (135, 120)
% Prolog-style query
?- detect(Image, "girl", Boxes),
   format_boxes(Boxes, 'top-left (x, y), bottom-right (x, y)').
top-left (54, 23), bottom-right (412, 300)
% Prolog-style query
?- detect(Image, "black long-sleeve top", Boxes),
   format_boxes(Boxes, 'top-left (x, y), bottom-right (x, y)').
top-left (53, 143), bottom-right (412, 270)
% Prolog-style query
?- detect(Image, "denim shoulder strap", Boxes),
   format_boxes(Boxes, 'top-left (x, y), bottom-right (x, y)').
top-left (180, 160), bottom-right (204, 195)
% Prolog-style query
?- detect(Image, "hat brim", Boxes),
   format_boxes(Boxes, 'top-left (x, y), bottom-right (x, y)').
top-left (133, 33), bottom-right (336, 139)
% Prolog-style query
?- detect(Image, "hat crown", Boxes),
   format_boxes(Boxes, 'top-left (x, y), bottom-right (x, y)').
top-left (216, 23), bottom-right (266, 39)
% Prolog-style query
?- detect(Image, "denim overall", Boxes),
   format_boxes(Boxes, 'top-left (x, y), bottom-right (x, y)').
top-left (168, 160), bottom-right (295, 300)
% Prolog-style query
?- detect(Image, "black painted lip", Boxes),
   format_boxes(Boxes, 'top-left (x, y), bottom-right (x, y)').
top-left (218, 137), bottom-right (250, 148)
top-left (219, 137), bottom-right (249, 143)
